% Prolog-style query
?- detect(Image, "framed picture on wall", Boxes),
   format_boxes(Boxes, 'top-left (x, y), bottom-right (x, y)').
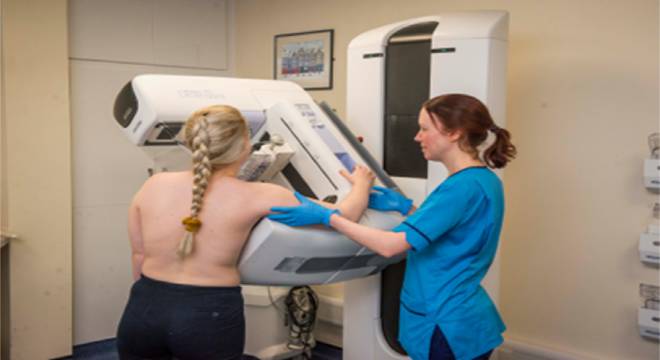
top-left (274, 29), bottom-right (334, 90)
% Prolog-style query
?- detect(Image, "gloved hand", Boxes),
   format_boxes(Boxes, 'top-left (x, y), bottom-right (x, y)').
top-left (268, 191), bottom-right (340, 227)
top-left (368, 186), bottom-right (413, 215)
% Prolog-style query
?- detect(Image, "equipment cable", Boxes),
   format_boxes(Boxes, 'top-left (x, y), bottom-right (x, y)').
top-left (285, 285), bottom-right (319, 359)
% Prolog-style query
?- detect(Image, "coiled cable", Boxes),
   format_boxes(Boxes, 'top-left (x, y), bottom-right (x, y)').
top-left (285, 285), bottom-right (319, 359)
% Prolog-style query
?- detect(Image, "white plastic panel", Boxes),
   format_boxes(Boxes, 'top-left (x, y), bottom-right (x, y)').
top-left (639, 232), bottom-right (660, 264)
top-left (644, 159), bottom-right (660, 188)
top-left (346, 48), bottom-right (385, 163)
top-left (432, 11), bottom-right (508, 41)
top-left (348, 16), bottom-right (440, 49)
top-left (639, 307), bottom-right (660, 339)
top-left (122, 75), bottom-right (303, 146)
top-left (348, 11), bottom-right (508, 49)
top-left (344, 275), bottom-right (408, 360)
top-left (429, 39), bottom-right (491, 100)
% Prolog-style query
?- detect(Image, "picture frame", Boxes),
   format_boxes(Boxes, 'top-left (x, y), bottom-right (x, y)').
top-left (274, 29), bottom-right (334, 90)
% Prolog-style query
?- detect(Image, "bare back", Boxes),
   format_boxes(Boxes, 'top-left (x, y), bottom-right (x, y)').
top-left (131, 171), bottom-right (298, 286)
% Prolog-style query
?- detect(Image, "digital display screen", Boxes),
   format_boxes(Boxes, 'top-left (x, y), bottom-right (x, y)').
top-left (295, 103), bottom-right (356, 171)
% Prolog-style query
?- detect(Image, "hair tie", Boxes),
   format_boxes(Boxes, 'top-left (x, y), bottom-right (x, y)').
top-left (182, 216), bottom-right (202, 233)
top-left (490, 125), bottom-right (499, 132)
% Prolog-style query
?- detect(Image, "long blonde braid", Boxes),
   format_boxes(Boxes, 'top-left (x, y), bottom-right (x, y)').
top-left (178, 116), bottom-right (212, 257)
top-left (178, 105), bottom-right (248, 258)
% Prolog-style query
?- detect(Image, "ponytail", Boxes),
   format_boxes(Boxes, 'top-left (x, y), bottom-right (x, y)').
top-left (484, 126), bottom-right (517, 169)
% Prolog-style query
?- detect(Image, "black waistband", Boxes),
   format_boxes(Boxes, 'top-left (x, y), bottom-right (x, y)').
top-left (138, 274), bottom-right (242, 294)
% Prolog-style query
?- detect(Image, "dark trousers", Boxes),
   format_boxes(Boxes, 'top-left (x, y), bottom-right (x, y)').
top-left (116, 275), bottom-right (245, 360)
top-left (429, 326), bottom-right (493, 360)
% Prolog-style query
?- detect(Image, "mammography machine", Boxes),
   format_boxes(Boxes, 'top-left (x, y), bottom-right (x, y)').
top-left (113, 74), bottom-right (404, 286)
top-left (112, 10), bottom-right (508, 359)
top-left (343, 11), bottom-right (509, 359)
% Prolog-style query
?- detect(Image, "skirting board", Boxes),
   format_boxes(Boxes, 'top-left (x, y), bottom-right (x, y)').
top-left (498, 339), bottom-right (600, 360)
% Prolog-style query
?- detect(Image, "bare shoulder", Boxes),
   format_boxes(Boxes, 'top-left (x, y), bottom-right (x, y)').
top-left (144, 171), bottom-right (189, 188)
top-left (132, 171), bottom-right (189, 203)
top-left (243, 182), bottom-right (299, 216)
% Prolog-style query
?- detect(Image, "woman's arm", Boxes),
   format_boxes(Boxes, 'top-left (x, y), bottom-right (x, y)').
top-left (329, 214), bottom-right (411, 258)
top-left (330, 165), bottom-right (374, 222)
top-left (256, 165), bottom-right (373, 220)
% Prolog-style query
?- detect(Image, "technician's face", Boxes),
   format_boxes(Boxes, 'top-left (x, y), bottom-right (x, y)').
top-left (414, 109), bottom-right (453, 161)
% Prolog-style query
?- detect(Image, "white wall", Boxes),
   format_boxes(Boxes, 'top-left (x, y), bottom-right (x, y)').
top-left (69, 0), bottom-right (235, 344)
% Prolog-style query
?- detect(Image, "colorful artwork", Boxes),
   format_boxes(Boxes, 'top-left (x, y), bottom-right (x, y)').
top-left (274, 30), bottom-right (333, 90)
top-left (280, 40), bottom-right (325, 77)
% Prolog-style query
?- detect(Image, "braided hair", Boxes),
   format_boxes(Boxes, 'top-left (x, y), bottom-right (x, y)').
top-left (178, 105), bottom-right (249, 258)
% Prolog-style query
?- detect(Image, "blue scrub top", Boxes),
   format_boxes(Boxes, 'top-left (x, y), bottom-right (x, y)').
top-left (392, 166), bottom-right (506, 360)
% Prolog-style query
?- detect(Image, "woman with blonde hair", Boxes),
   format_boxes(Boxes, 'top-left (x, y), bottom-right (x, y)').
top-left (116, 104), bottom-right (374, 360)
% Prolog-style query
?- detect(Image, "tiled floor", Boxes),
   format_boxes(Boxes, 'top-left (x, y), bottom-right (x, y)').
top-left (62, 338), bottom-right (342, 360)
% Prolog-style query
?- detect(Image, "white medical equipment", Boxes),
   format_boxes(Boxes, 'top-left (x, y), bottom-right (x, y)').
top-left (113, 74), bottom-right (405, 286)
top-left (639, 225), bottom-right (660, 264)
top-left (343, 11), bottom-right (509, 359)
top-left (645, 133), bottom-right (660, 189)
top-left (639, 203), bottom-right (660, 264)
top-left (639, 283), bottom-right (660, 340)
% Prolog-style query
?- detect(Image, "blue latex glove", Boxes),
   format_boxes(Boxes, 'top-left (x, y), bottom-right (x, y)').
top-left (268, 191), bottom-right (340, 227)
top-left (368, 186), bottom-right (413, 215)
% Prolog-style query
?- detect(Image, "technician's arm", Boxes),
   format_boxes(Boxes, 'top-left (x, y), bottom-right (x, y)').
top-left (127, 196), bottom-right (145, 281)
top-left (329, 214), bottom-right (411, 258)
